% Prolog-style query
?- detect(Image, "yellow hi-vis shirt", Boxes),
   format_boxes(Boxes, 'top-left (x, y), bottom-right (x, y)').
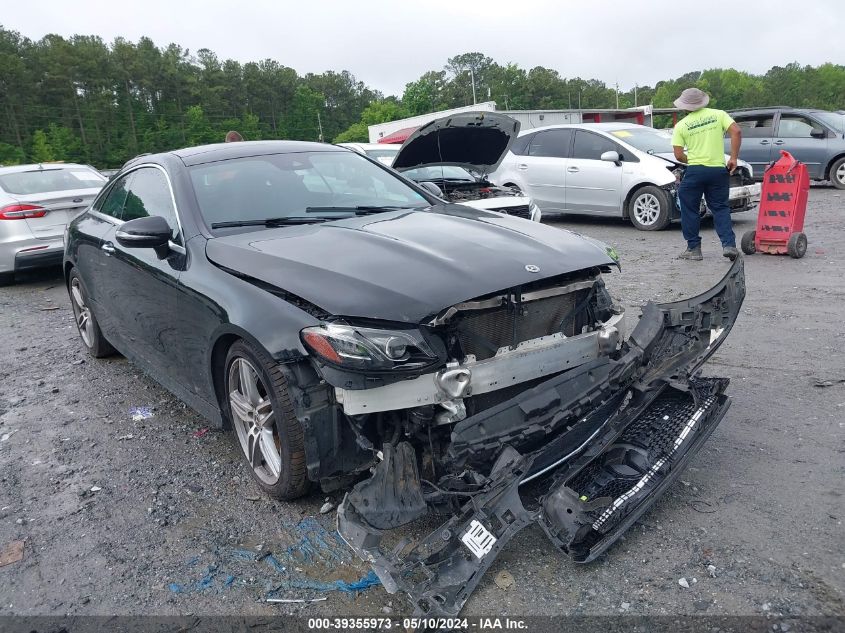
top-left (671, 108), bottom-right (735, 167)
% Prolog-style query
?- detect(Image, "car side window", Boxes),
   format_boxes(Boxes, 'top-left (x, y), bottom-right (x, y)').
top-left (733, 115), bottom-right (775, 138)
top-left (571, 131), bottom-right (622, 160)
top-left (777, 115), bottom-right (825, 138)
top-left (527, 129), bottom-right (572, 158)
top-left (93, 173), bottom-right (131, 219)
top-left (509, 133), bottom-right (534, 156)
top-left (122, 167), bottom-right (180, 242)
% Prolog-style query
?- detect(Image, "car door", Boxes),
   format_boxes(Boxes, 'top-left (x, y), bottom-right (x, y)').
top-left (516, 129), bottom-right (573, 212)
top-left (772, 113), bottom-right (830, 179)
top-left (731, 114), bottom-right (775, 175)
top-left (99, 166), bottom-right (187, 378)
top-left (74, 172), bottom-right (132, 339)
top-left (564, 130), bottom-right (625, 215)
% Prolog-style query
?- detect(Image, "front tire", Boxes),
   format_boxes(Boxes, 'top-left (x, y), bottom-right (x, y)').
top-left (224, 340), bottom-right (309, 500)
top-left (829, 156), bottom-right (845, 190)
top-left (628, 186), bottom-right (670, 231)
top-left (68, 269), bottom-right (116, 358)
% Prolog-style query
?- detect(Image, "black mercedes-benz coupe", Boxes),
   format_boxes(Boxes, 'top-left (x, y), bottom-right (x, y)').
top-left (64, 140), bottom-right (745, 616)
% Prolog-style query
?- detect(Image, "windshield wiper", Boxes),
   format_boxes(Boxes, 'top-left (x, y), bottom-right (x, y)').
top-left (305, 205), bottom-right (414, 215)
top-left (211, 217), bottom-right (330, 229)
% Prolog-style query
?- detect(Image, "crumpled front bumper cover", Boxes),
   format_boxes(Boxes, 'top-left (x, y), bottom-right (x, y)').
top-left (337, 257), bottom-right (745, 617)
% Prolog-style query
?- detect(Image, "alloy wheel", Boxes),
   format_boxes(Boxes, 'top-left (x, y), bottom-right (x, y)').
top-left (836, 162), bottom-right (845, 186)
top-left (70, 277), bottom-right (94, 347)
top-left (227, 358), bottom-right (282, 484)
top-left (633, 193), bottom-right (661, 226)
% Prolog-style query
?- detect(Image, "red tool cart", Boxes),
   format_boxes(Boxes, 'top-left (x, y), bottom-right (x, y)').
top-left (741, 150), bottom-right (809, 258)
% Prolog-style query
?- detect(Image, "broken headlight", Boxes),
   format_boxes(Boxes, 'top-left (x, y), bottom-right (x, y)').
top-left (301, 323), bottom-right (438, 371)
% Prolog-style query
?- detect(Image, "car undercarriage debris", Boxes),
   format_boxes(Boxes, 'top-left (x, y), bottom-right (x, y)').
top-left (337, 257), bottom-right (745, 617)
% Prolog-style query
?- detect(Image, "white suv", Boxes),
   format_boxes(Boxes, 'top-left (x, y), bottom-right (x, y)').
top-left (491, 123), bottom-right (760, 231)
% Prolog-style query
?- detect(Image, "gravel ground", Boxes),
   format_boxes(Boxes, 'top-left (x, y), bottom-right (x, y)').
top-left (0, 187), bottom-right (843, 620)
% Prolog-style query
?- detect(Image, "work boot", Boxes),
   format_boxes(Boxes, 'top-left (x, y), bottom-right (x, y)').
top-left (678, 246), bottom-right (703, 261)
top-left (722, 246), bottom-right (739, 261)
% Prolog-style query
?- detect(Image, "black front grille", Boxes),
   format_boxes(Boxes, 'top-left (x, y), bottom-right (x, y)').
top-left (493, 204), bottom-right (530, 219)
top-left (456, 290), bottom-right (587, 360)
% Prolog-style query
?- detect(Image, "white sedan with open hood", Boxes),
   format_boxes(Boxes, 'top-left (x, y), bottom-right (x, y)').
top-left (392, 112), bottom-right (542, 222)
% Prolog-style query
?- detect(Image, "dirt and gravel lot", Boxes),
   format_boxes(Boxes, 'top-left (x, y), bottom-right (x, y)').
top-left (0, 187), bottom-right (843, 621)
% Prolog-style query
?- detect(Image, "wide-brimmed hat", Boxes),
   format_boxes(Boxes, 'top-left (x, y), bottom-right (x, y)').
top-left (674, 88), bottom-right (710, 111)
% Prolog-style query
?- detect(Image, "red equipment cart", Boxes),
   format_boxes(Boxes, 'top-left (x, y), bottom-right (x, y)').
top-left (741, 150), bottom-right (809, 258)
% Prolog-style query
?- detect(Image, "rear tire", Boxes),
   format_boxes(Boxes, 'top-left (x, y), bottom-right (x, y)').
top-left (741, 230), bottom-right (756, 255)
top-left (628, 186), bottom-right (670, 231)
top-left (224, 340), bottom-right (310, 500)
top-left (68, 269), bottom-right (116, 358)
top-left (829, 156), bottom-right (845, 190)
top-left (787, 232), bottom-right (807, 259)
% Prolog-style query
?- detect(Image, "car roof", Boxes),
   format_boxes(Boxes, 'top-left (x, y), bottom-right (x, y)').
top-left (729, 106), bottom-right (836, 116)
top-left (0, 162), bottom-right (93, 175)
top-left (516, 122), bottom-right (650, 136)
top-left (134, 140), bottom-right (349, 168)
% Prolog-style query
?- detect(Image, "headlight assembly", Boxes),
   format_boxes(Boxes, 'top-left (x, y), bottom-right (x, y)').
top-left (301, 322), bottom-right (438, 371)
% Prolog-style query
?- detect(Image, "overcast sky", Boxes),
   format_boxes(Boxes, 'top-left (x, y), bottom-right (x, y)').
top-left (6, 0), bottom-right (844, 97)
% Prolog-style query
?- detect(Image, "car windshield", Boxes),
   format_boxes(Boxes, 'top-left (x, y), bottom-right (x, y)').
top-left (813, 112), bottom-right (845, 134)
top-left (608, 127), bottom-right (674, 154)
top-left (400, 165), bottom-right (475, 182)
top-left (189, 151), bottom-right (430, 228)
top-left (363, 148), bottom-right (399, 165)
top-left (0, 166), bottom-right (105, 195)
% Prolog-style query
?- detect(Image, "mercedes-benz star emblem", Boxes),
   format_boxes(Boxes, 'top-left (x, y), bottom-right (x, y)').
top-left (525, 264), bottom-right (540, 273)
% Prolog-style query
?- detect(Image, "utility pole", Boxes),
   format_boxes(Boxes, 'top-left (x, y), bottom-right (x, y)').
top-left (469, 67), bottom-right (477, 105)
top-left (615, 82), bottom-right (619, 109)
top-left (634, 85), bottom-right (638, 107)
top-left (316, 111), bottom-right (324, 142)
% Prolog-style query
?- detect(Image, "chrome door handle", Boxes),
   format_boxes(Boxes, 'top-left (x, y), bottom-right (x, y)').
top-left (517, 163), bottom-right (528, 170)
top-left (759, 140), bottom-right (770, 145)
top-left (101, 242), bottom-right (115, 255)
top-left (773, 140), bottom-right (785, 145)
top-left (567, 166), bottom-right (580, 173)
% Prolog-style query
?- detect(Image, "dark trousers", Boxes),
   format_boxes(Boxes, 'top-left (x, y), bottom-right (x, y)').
top-left (678, 165), bottom-right (736, 249)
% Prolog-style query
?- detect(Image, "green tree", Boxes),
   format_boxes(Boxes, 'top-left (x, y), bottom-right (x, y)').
top-left (30, 129), bottom-right (55, 162)
top-left (0, 142), bottom-right (25, 165)
top-left (47, 123), bottom-right (83, 161)
top-left (184, 105), bottom-right (216, 145)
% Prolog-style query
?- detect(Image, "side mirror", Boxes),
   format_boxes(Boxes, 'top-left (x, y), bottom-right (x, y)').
top-left (810, 128), bottom-right (826, 139)
top-left (418, 181), bottom-right (445, 199)
top-left (600, 150), bottom-right (622, 165)
top-left (116, 215), bottom-right (173, 258)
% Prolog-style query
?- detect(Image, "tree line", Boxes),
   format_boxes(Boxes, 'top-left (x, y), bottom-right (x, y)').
top-left (1, 27), bottom-right (843, 167)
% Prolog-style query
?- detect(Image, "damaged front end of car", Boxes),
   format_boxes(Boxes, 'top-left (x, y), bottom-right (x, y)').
top-left (331, 257), bottom-right (745, 617)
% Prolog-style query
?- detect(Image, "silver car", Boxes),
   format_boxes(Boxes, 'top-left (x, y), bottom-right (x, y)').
top-left (491, 123), bottom-right (760, 231)
top-left (0, 163), bottom-right (106, 284)
top-left (727, 107), bottom-right (845, 188)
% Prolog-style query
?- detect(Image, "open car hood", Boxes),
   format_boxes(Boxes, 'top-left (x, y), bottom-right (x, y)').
top-left (392, 112), bottom-right (520, 174)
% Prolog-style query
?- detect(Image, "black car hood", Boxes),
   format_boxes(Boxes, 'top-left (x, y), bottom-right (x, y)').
top-left (392, 112), bottom-right (520, 174)
top-left (205, 206), bottom-right (615, 323)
